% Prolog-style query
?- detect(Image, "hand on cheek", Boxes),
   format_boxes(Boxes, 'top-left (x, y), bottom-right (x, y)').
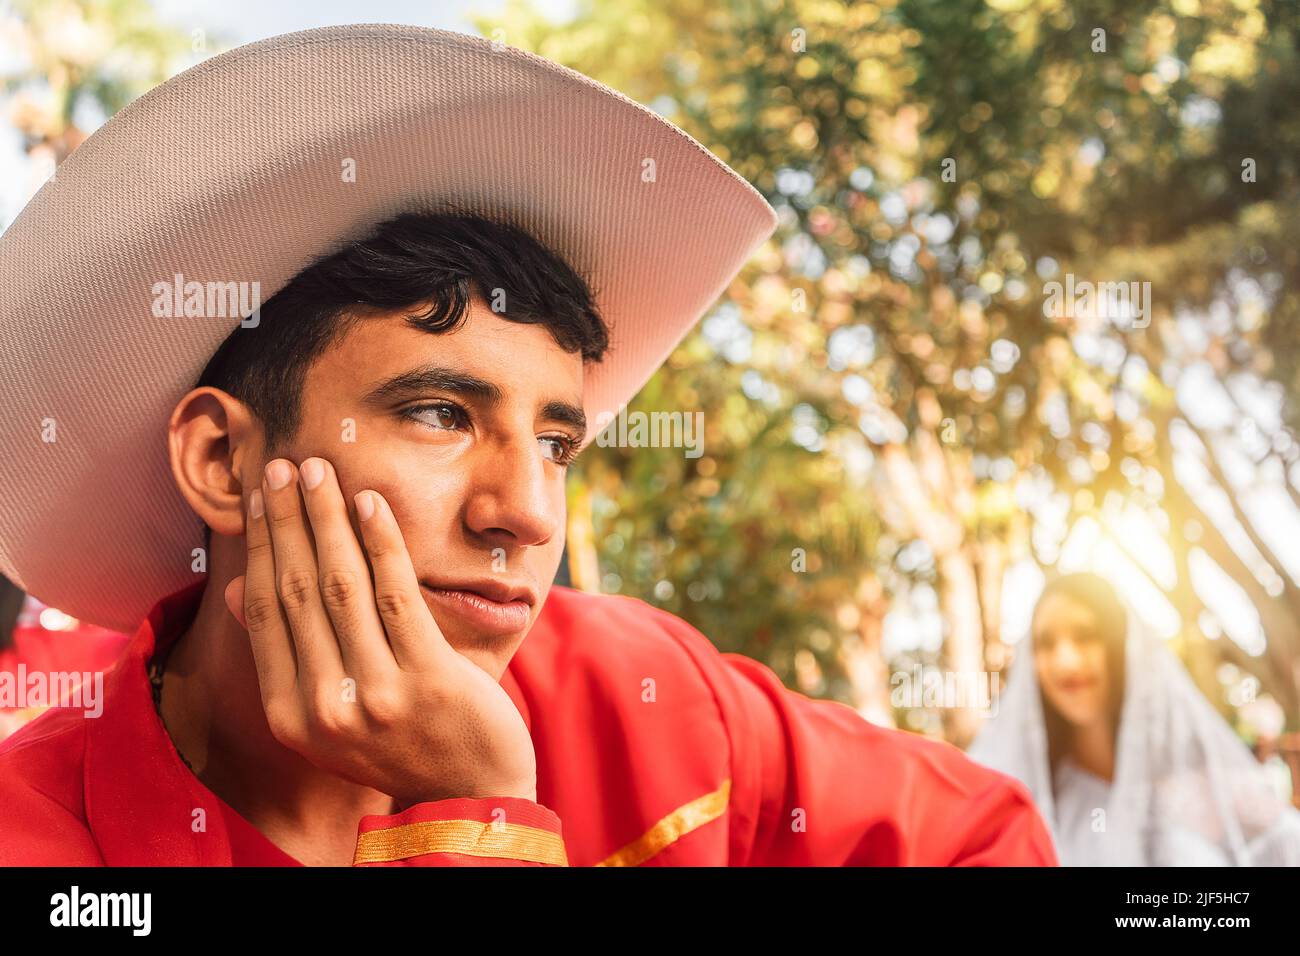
top-left (223, 455), bottom-right (538, 808)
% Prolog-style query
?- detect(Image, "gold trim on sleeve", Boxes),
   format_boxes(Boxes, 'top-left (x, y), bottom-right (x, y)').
top-left (596, 779), bottom-right (731, 867)
top-left (354, 819), bottom-right (569, 866)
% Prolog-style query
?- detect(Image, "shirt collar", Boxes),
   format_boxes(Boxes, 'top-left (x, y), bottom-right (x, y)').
top-left (85, 577), bottom-right (240, 865)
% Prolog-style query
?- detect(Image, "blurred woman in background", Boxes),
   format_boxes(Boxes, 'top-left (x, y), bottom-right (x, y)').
top-left (969, 572), bottom-right (1300, 865)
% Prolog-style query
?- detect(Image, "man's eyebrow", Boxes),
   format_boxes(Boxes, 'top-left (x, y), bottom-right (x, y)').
top-left (362, 363), bottom-right (587, 433)
top-left (541, 400), bottom-right (587, 436)
top-left (361, 365), bottom-right (504, 406)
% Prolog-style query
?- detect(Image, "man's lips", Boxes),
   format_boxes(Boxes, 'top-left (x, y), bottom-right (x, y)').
top-left (420, 576), bottom-right (538, 606)
top-left (419, 578), bottom-right (538, 636)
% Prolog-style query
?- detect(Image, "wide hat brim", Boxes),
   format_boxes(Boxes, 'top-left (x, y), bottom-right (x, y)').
top-left (0, 23), bottom-right (776, 631)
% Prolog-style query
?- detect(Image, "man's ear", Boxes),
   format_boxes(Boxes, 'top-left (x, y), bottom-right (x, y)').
top-left (167, 387), bottom-right (260, 538)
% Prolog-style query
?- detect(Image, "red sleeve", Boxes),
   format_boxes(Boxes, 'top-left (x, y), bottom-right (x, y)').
top-left (0, 780), bottom-right (105, 866)
top-left (0, 722), bottom-right (105, 866)
top-left (647, 608), bottom-right (1058, 867)
top-left (352, 795), bottom-right (568, 866)
top-left (717, 652), bottom-right (1058, 866)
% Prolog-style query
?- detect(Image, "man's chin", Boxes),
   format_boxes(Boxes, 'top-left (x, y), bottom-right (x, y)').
top-left (445, 640), bottom-right (513, 681)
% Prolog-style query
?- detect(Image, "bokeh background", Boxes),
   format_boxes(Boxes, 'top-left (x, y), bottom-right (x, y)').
top-left (2, 0), bottom-right (1298, 802)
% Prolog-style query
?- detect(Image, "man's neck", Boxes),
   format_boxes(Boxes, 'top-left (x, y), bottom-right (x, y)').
top-left (158, 568), bottom-right (399, 865)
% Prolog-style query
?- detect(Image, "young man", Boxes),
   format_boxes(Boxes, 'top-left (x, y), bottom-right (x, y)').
top-left (0, 25), bottom-right (1056, 866)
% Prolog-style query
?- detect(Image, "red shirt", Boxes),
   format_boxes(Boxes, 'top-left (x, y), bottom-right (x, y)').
top-left (1, 620), bottom-right (130, 733)
top-left (0, 579), bottom-right (1057, 866)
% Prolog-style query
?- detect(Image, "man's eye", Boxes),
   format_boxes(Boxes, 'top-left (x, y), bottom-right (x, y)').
top-left (540, 435), bottom-right (578, 466)
top-left (403, 402), bottom-right (467, 430)
top-left (402, 404), bottom-right (576, 463)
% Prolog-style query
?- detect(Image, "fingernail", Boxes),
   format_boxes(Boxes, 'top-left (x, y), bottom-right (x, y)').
top-left (300, 458), bottom-right (324, 490)
top-left (355, 491), bottom-right (375, 521)
top-left (266, 459), bottom-right (292, 490)
top-left (249, 490), bottom-right (264, 519)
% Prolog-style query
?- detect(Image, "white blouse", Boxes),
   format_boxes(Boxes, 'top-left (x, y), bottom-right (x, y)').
top-left (1052, 757), bottom-right (1232, 865)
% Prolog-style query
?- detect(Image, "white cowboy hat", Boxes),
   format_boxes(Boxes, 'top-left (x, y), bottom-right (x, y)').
top-left (0, 23), bottom-right (777, 632)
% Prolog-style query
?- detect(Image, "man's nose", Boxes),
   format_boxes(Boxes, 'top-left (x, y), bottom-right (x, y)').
top-left (463, 437), bottom-right (560, 548)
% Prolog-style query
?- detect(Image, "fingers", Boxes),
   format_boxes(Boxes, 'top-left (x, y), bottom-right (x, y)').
top-left (241, 487), bottom-right (298, 708)
top-left (354, 488), bottom-right (447, 669)
top-left (260, 459), bottom-right (344, 685)
top-left (296, 457), bottom-right (394, 681)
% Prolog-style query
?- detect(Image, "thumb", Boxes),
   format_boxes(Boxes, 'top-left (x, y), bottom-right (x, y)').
top-left (224, 575), bottom-right (247, 629)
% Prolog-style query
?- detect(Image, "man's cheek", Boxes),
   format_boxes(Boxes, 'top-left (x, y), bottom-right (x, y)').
top-left (385, 490), bottom-right (469, 570)
top-left (326, 455), bottom-right (409, 514)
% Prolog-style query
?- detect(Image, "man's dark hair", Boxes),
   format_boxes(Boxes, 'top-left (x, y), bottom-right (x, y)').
top-left (194, 210), bottom-right (609, 545)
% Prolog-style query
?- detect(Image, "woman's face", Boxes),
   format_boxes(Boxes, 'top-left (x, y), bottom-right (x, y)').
top-left (1032, 591), bottom-right (1112, 728)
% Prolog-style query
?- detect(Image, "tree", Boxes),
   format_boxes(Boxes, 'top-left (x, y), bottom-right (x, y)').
top-left (478, 0), bottom-right (1300, 761)
top-left (2, 0), bottom-right (190, 174)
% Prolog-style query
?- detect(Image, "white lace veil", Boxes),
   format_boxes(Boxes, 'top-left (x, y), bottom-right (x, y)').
top-left (968, 603), bottom-right (1300, 866)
